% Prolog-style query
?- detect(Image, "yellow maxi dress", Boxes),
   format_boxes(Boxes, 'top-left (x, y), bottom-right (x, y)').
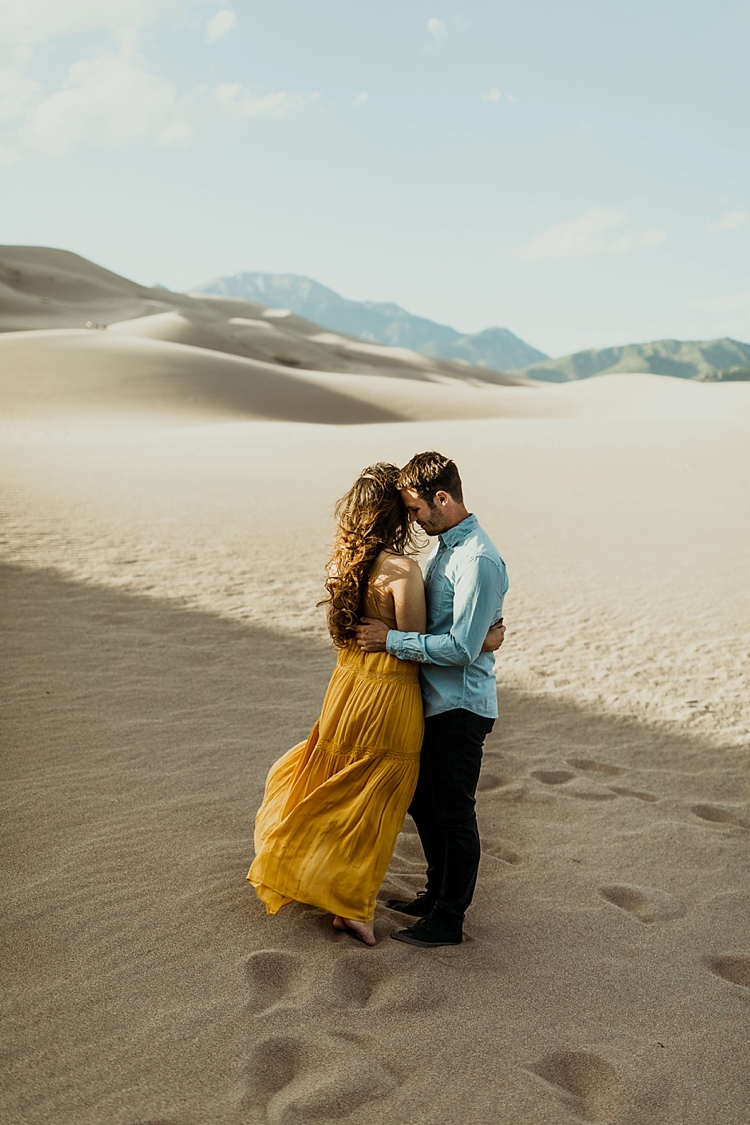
top-left (247, 563), bottom-right (424, 922)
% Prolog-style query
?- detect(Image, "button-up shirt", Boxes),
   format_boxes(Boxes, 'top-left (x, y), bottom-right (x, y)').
top-left (385, 513), bottom-right (508, 719)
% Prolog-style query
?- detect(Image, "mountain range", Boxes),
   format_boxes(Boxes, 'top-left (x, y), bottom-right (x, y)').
top-left (195, 272), bottom-right (549, 372)
top-left (196, 271), bottom-right (750, 382)
top-left (514, 338), bottom-right (750, 382)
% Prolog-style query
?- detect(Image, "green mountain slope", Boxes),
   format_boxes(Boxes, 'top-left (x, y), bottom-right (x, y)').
top-left (515, 338), bottom-right (750, 382)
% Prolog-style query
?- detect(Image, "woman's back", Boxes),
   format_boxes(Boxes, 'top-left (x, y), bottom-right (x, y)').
top-left (361, 551), bottom-right (426, 635)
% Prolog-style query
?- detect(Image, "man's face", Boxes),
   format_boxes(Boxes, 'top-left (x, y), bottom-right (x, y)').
top-left (400, 488), bottom-right (449, 535)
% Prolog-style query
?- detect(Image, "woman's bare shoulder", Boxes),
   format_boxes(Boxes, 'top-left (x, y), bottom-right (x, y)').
top-left (379, 553), bottom-right (422, 579)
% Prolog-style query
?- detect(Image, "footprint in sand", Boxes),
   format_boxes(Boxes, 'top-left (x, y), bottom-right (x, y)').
top-left (599, 884), bottom-right (685, 925)
top-left (527, 1050), bottom-right (621, 1121)
top-left (609, 786), bottom-right (659, 802)
top-left (245, 950), bottom-right (302, 1016)
top-left (691, 804), bottom-right (750, 829)
top-left (329, 954), bottom-right (377, 1008)
top-left (533, 767), bottom-right (620, 801)
top-left (532, 769), bottom-right (576, 786)
top-left (706, 954), bottom-right (750, 989)
top-left (483, 840), bottom-right (523, 865)
top-left (567, 758), bottom-right (626, 777)
top-left (329, 952), bottom-right (444, 1012)
top-left (242, 1032), bottom-right (399, 1124)
top-left (477, 770), bottom-right (511, 793)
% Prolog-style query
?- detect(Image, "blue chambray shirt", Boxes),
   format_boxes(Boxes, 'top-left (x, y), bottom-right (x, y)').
top-left (385, 513), bottom-right (508, 719)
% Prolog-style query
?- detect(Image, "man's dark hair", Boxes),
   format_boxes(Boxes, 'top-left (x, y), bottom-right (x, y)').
top-left (397, 451), bottom-right (464, 504)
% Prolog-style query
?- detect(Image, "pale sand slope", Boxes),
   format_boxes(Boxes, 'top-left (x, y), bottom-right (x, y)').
top-left (2, 376), bottom-right (749, 1123)
top-left (0, 245), bottom-right (532, 387)
top-left (3, 326), bottom-right (750, 428)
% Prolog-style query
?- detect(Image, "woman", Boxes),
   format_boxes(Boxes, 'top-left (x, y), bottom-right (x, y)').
top-left (247, 463), bottom-right (426, 944)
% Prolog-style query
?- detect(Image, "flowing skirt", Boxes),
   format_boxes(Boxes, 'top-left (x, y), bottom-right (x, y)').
top-left (247, 641), bottom-right (424, 921)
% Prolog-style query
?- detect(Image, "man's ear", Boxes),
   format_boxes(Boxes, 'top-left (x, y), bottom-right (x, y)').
top-left (434, 490), bottom-right (451, 507)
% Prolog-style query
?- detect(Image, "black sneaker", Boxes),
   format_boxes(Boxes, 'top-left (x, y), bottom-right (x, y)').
top-left (385, 892), bottom-right (434, 917)
top-left (390, 915), bottom-right (463, 948)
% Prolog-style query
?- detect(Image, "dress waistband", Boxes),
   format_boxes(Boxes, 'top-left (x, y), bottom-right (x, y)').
top-left (336, 641), bottom-right (420, 682)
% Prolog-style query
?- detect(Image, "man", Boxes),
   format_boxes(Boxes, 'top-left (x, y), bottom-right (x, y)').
top-left (355, 451), bottom-right (508, 948)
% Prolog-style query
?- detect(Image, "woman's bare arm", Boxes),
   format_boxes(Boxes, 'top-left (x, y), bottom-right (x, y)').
top-left (379, 556), bottom-right (426, 633)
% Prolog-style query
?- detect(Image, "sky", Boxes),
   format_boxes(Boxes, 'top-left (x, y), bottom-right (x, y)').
top-left (1, 0), bottom-right (749, 357)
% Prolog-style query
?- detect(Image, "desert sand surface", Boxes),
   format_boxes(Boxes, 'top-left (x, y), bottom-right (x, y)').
top-left (2, 267), bottom-right (750, 1124)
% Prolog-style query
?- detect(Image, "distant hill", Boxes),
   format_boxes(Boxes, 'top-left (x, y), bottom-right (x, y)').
top-left (514, 338), bottom-right (750, 382)
top-left (195, 273), bottom-right (548, 371)
top-left (695, 365), bottom-right (750, 382)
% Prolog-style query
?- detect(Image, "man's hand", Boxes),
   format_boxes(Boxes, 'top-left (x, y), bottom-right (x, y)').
top-left (482, 620), bottom-right (506, 653)
top-left (355, 617), bottom-right (390, 653)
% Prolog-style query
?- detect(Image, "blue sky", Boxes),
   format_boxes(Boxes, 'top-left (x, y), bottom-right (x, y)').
top-left (1, 0), bottom-right (749, 355)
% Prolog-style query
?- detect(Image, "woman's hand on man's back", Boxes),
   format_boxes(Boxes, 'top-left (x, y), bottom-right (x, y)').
top-left (481, 620), bottom-right (506, 653)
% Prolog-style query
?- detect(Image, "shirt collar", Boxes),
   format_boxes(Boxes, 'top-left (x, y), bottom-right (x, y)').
top-left (438, 513), bottom-right (477, 549)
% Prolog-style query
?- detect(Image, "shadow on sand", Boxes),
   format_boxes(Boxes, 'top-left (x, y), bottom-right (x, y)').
top-left (2, 564), bottom-right (746, 1125)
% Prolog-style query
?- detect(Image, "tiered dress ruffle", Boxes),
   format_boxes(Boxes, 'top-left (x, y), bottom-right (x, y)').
top-left (247, 638), bottom-right (423, 921)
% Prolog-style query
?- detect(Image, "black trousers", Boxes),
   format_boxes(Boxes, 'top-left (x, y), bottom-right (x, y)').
top-left (408, 708), bottom-right (495, 926)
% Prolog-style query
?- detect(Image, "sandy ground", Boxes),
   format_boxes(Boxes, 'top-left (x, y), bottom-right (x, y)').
top-left (3, 411), bottom-right (749, 745)
top-left (2, 291), bottom-right (750, 1122)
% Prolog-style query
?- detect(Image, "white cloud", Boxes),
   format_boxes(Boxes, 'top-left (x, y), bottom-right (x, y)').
top-left (16, 52), bottom-right (194, 156)
top-left (427, 18), bottom-right (448, 39)
top-left (0, 67), bottom-right (42, 123)
top-left (3, 59), bottom-right (320, 159)
top-left (0, 3), bottom-right (318, 161)
top-left (507, 94), bottom-right (518, 103)
top-left (482, 87), bottom-right (501, 102)
top-left (0, 0), bottom-right (173, 48)
top-left (706, 210), bottom-right (749, 233)
top-left (0, 137), bottom-right (22, 165)
top-left (516, 208), bottom-right (667, 262)
top-left (352, 91), bottom-right (368, 107)
top-left (212, 84), bottom-right (319, 121)
top-left (205, 9), bottom-right (237, 44)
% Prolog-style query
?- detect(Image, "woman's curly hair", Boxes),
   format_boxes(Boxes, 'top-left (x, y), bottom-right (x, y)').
top-left (320, 462), bottom-right (417, 647)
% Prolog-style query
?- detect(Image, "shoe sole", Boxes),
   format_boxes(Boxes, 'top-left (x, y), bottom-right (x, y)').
top-left (390, 930), bottom-right (462, 948)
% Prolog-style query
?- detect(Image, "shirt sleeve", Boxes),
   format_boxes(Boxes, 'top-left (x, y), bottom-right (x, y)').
top-left (385, 554), bottom-right (507, 666)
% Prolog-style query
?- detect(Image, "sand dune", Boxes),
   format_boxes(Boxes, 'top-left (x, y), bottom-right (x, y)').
top-left (0, 246), bottom-right (532, 386)
top-left (0, 329), bottom-right (401, 425)
top-left (545, 372), bottom-right (750, 420)
top-left (0, 324), bottom-right (545, 427)
top-left (2, 245), bottom-right (750, 1124)
top-left (3, 325), bottom-right (749, 429)
top-left (0, 244), bottom-right (166, 330)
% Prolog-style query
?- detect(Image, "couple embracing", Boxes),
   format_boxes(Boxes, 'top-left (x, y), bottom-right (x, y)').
top-left (248, 451), bottom-right (508, 948)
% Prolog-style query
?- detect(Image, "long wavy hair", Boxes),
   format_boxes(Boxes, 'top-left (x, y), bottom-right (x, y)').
top-left (320, 462), bottom-right (417, 647)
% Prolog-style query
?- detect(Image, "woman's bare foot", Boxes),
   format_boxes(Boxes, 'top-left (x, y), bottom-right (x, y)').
top-left (332, 915), bottom-right (376, 945)
top-left (343, 918), bottom-right (376, 945)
